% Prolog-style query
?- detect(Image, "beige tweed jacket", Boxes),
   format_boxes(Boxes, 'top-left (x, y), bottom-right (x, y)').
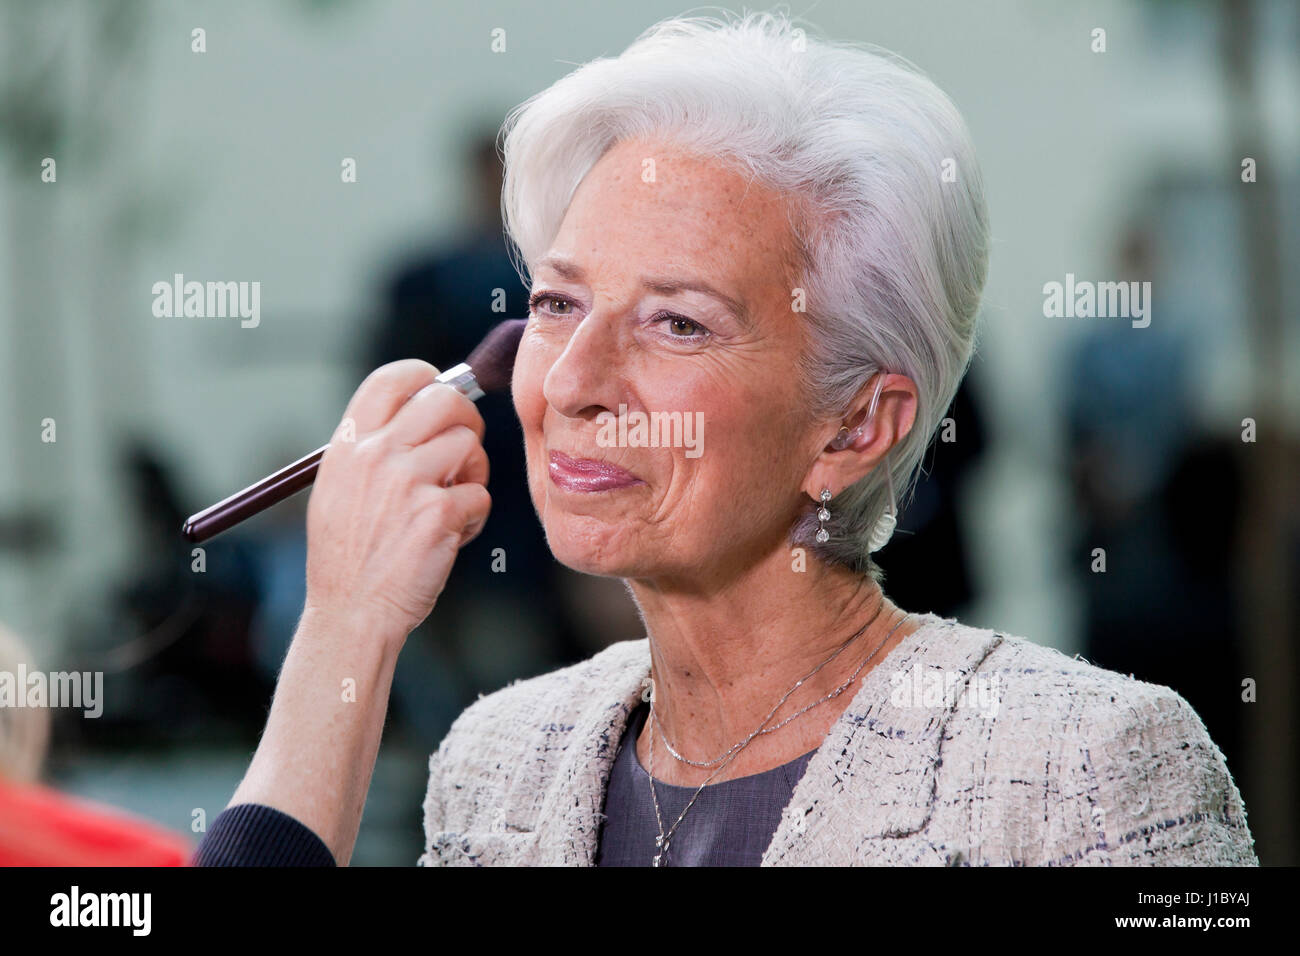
top-left (419, 612), bottom-right (1257, 866)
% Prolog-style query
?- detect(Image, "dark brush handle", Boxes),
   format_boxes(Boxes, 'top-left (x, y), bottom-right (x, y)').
top-left (181, 444), bottom-right (327, 543)
top-left (181, 361), bottom-right (485, 544)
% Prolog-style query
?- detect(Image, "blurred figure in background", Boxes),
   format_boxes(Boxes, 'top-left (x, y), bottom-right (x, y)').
top-left (0, 622), bottom-right (190, 865)
top-left (1065, 226), bottom-right (1245, 776)
top-left (64, 442), bottom-right (269, 749)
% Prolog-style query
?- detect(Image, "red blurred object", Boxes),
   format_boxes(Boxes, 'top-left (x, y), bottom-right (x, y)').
top-left (0, 776), bottom-right (191, 866)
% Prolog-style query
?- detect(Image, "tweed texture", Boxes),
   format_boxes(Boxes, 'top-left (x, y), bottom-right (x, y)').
top-left (419, 612), bottom-right (1256, 866)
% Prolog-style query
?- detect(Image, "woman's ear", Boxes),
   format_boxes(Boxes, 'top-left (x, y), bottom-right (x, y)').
top-left (802, 373), bottom-right (918, 499)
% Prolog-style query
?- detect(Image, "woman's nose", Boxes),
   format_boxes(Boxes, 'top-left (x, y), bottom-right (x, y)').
top-left (542, 312), bottom-right (623, 420)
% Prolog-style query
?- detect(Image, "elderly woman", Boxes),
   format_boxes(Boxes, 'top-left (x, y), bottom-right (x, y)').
top-left (196, 12), bottom-right (1255, 867)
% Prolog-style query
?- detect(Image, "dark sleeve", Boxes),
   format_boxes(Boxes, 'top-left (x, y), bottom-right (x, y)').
top-left (191, 803), bottom-right (336, 867)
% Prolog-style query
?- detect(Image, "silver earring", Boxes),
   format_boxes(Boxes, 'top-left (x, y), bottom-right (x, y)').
top-left (816, 488), bottom-right (832, 543)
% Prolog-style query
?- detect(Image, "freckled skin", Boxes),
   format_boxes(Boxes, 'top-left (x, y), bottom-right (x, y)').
top-left (512, 137), bottom-right (823, 592)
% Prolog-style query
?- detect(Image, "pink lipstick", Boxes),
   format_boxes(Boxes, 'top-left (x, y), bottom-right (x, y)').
top-left (548, 451), bottom-right (644, 493)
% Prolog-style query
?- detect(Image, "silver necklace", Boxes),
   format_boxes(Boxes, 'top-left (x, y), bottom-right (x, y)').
top-left (645, 608), bottom-right (912, 867)
top-left (651, 597), bottom-right (886, 768)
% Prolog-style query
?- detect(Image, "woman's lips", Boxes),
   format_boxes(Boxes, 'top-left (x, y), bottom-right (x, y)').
top-left (548, 451), bottom-right (644, 493)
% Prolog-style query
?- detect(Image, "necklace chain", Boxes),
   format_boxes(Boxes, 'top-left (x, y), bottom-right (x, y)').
top-left (645, 605), bottom-right (912, 866)
top-left (651, 597), bottom-right (885, 768)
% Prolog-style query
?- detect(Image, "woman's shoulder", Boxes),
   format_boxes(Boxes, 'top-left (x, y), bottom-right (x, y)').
top-left (434, 637), bottom-right (649, 759)
top-left (421, 638), bottom-right (650, 859)
top-left (931, 615), bottom-right (1222, 760)
top-left (949, 619), bottom-right (1207, 735)
top-left (928, 617), bottom-right (1256, 864)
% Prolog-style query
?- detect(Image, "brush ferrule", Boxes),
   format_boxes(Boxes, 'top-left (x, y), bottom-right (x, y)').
top-left (434, 362), bottom-right (484, 402)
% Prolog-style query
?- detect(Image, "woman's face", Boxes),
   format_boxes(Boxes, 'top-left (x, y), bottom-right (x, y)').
top-left (512, 137), bottom-right (825, 587)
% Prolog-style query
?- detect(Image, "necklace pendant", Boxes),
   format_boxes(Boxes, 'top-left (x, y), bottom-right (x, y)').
top-left (653, 834), bottom-right (667, 866)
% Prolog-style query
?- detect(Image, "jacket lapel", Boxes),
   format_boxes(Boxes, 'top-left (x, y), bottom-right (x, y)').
top-left (763, 616), bottom-right (1005, 864)
top-left (532, 641), bottom-right (652, 865)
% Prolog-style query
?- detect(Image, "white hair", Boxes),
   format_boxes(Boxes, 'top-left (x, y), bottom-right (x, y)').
top-left (500, 9), bottom-right (990, 580)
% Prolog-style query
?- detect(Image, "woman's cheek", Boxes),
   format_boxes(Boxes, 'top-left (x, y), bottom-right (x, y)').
top-left (511, 349), bottom-right (549, 432)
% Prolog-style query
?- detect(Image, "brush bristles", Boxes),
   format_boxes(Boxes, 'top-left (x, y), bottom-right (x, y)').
top-left (465, 318), bottom-right (527, 393)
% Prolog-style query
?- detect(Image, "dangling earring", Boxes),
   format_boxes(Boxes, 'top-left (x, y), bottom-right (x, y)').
top-left (815, 488), bottom-right (832, 543)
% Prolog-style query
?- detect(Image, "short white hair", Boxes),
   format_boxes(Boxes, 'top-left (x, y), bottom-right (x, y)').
top-left (501, 10), bottom-right (990, 580)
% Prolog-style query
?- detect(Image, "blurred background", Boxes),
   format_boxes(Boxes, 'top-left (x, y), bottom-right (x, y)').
top-left (0, 0), bottom-right (1295, 865)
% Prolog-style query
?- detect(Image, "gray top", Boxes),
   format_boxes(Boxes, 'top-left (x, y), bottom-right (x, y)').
top-left (595, 701), bottom-right (817, 866)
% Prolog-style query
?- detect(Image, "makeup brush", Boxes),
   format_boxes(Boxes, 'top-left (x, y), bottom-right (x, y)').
top-left (181, 318), bottom-right (527, 544)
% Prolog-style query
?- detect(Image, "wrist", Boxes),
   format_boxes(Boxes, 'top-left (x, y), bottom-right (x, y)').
top-left (298, 601), bottom-right (410, 657)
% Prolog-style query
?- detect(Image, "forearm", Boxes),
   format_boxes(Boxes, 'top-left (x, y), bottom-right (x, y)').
top-left (229, 607), bottom-right (403, 866)
top-left (222, 359), bottom-right (488, 866)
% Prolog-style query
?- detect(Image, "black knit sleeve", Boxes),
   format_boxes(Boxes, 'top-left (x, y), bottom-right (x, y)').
top-left (191, 803), bottom-right (336, 867)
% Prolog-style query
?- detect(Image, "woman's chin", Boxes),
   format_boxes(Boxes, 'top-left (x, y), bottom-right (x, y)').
top-left (542, 523), bottom-right (645, 579)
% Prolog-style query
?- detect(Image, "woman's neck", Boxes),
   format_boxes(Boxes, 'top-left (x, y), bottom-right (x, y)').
top-left (625, 549), bottom-right (917, 787)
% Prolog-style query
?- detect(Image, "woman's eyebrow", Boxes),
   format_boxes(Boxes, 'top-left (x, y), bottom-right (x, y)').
top-left (534, 256), bottom-right (751, 328)
top-left (642, 276), bottom-right (751, 328)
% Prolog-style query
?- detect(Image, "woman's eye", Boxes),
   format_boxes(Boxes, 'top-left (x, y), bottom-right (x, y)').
top-left (660, 315), bottom-right (707, 338)
top-left (529, 293), bottom-right (573, 316)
